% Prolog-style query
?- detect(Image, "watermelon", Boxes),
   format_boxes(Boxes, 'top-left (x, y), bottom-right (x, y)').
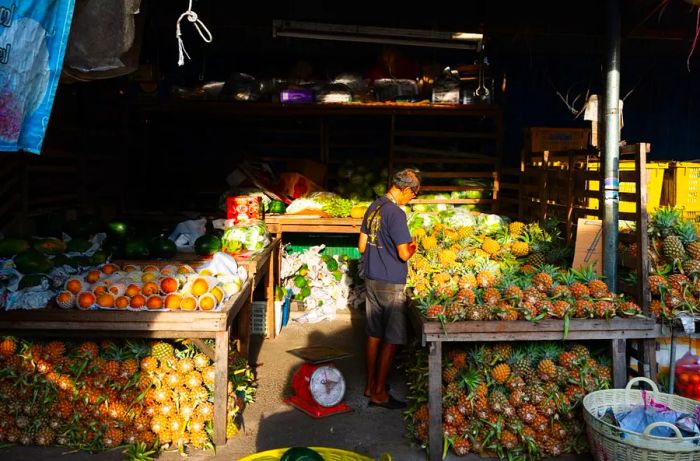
top-left (14, 250), bottom-right (54, 274)
top-left (0, 238), bottom-right (30, 258)
top-left (107, 221), bottom-right (130, 239)
top-left (33, 238), bottom-right (67, 255)
top-left (149, 237), bottom-right (177, 259)
top-left (66, 238), bottom-right (92, 253)
top-left (123, 239), bottom-right (150, 259)
top-left (269, 200), bottom-right (286, 214)
top-left (51, 254), bottom-right (69, 267)
top-left (90, 250), bottom-right (108, 265)
top-left (194, 234), bottom-right (222, 256)
top-left (18, 274), bottom-right (49, 290)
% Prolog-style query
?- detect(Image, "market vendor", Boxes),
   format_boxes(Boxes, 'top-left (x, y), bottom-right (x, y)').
top-left (358, 168), bottom-right (419, 409)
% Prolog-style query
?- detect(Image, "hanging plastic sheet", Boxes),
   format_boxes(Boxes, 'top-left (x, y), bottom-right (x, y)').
top-left (0, 1), bottom-right (75, 154)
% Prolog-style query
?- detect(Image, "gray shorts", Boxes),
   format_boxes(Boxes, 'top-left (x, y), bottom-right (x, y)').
top-left (365, 278), bottom-right (408, 345)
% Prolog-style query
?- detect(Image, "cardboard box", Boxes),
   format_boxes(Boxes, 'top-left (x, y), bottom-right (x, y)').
top-left (525, 127), bottom-right (591, 153)
top-left (572, 218), bottom-right (603, 274)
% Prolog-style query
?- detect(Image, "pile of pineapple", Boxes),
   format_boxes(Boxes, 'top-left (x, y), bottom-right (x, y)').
top-left (0, 337), bottom-right (255, 453)
top-left (636, 207), bottom-right (700, 320)
top-left (409, 218), bottom-right (644, 323)
top-left (405, 342), bottom-right (611, 459)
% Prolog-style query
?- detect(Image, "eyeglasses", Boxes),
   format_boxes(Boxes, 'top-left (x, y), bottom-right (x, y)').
top-left (407, 187), bottom-right (419, 198)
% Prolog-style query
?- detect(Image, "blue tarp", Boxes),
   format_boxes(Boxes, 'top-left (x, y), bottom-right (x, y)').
top-left (0, 1), bottom-right (75, 154)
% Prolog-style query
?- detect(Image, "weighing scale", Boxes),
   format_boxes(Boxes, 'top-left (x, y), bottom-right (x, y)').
top-left (284, 346), bottom-right (353, 418)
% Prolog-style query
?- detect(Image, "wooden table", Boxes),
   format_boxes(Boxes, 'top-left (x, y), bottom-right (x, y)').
top-left (115, 237), bottom-right (282, 352)
top-left (408, 306), bottom-right (662, 461)
top-left (0, 280), bottom-right (252, 447)
top-left (264, 215), bottom-right (362, 237)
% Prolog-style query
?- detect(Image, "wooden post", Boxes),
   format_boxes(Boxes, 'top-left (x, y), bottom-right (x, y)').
top-left (566, 151), bottom-right (576, 243)
top-left (636, 143), bottom-right (651, 314)
top-left (612, 338), bottom-right (627, 388)
top-left (539, 150), bottom-right (550, 222)
top-left (427, 340), bottom-right (442, 461)
top-left (265, 243), bottom-right (276, 339)
top-left (213, 328), bottom-right (230, 446)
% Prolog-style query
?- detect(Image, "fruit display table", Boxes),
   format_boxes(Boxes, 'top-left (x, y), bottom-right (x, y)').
top-left (264, 215), bottom-right (362, 237)
top-left (115, 237), bottom-right (282, 350)
top-left (0, 279), bottom-right (252, 447)
top-left (408, 305), bottom-right (662, 461)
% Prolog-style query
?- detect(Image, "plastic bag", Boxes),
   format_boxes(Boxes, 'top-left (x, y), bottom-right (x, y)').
top-left (674, 350), bottom-right (700, 399)
top-left (63, 0), bottom-right (141, 76)
top-left (168, 218), bottom-right (207, 251)
top-left (221, 221), bottom-right (269, 254)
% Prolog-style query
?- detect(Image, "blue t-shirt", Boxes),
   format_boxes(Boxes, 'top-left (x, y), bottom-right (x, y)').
top-left (361, 196), bottom-right (412, 284)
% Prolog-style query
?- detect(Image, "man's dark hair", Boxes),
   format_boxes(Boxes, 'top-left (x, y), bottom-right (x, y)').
top-left (391, 169), bottom-right (421, 190)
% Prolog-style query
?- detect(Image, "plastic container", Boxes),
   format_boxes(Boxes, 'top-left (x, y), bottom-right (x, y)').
top-left (284, 233), bottom-right (361, 260)
top-left (250, 301), bottom-right (267, 336)
top-left (587, 161), bottom-right (668, 213)
top-left (666, 162), bottom-right (700, 225)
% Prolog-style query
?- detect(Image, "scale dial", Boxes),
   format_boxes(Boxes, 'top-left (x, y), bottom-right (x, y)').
top-left (309, 365), bottom-right (346, 407)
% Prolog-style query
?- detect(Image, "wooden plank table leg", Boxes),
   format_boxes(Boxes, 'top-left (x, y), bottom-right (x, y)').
top-left (213, 329), bottom-right (230, 446)
top-left (428, 340), bottom-right (442, 461)
top-left (644, 338), bottom-right (657, 383)
top-left (265, 244), bottom-right (276, 339)
top-left (612, 338), bottom-right (627, 388)
top-left (237, 302), bottom-right (251, 359)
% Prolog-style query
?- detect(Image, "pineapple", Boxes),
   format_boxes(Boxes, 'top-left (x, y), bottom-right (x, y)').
top-left (491, 363), bottom-right (511, 384)
top-left (509, 221), bottom-right (526, 237)
top-left (482, 287), bottom-right (501, 306)
top-left (465, 303), bottom-right (490, 321)
top-left (511, 241), bottom-right (529, 257)
top-left (421, 235), bottom-right (438, 251)
top-left (456, 288), bottom-right (476, 305)
top-left (588, 279), bottom-right (611, 299)
top-left (502, 284), bottom-right (523, 303)
top-left (618, 301), bottom-right (642, 317)
top-left (500, 430), bottom-right (518, 450)
top-left (0, 337), bottom-right (17, 358)
top-left (558, 350), bottom-right (578, 370)
top-left (103, 427), bottom-right (124, 448)
top-left (536, 344), bottom-right (560, 381)
top-left (550, 300), bottom-right (572, 319)
top-left (458, 273), bottom-right (477, 290)
top-left (647, 274), bottom-right (668, 295)
top-left (517, 403), bottom-right (537, 423)
top-left (595, 300), bottom-right (616, 318)
top-left (675, 219), bottom-right (698, 246)
top-left (438, 249), bottom-right (458, 268)
top-left (492, 343), bottom-right (513, 362)
top-left (482, 237), bottom-right (501, 256)
top-left (668, 273), bottom-right (691, 291)
top-left (488, 390), bottom-right (508, 413)
top-left (443, 365), bottom-right (459, 384)
top-left (150, 341), bottom-right (174, 361)
top-left (527, 252), bottom-right (545, 267)
top-left (532, 265), bottom-right (557, 293)
top-left (688, 241), bottom-right (700, 260)
top-left (509, 388), bottom-right (527, 408)
top-left (574, 299), bottom-right (593, 318)
top-left (663, 235), bottom-right (686, 261)
top-left (652, 207), bottom-right (681, 238)
top-left (682, 259), bottom-right (700, 276)
top-left (510, 349), bottom-right (536, 383)
top-left (445, 303), bottom-right (464, 322)
top-left (476, 270), bottom-right (496, 288)
top-left (451, 436), bottom-right (471, 456)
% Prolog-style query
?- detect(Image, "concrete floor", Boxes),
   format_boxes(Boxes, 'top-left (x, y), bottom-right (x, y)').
top-left (0, 309), bottom-right (430, 461)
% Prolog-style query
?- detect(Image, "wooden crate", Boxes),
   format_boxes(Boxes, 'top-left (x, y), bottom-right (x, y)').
top-left (519, 143), bottom-right (652, 314)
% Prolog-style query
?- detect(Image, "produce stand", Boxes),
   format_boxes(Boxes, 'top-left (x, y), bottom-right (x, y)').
top-left (408, 305), bottom-right (662, 461)
top-left (115, 237), bottom-right (282, 350)
top-left (265, 216), bottom-right (362, 237)
top-left (0, 279), bottom-right (252, 447)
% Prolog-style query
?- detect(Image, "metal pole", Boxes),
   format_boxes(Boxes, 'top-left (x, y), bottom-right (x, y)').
top-left (603, 0), bottom-right (621, 292)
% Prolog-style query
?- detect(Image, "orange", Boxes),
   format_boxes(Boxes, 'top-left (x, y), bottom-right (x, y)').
top-left (77, 292), bottom-right (96, 310)
top-left (115, 296), bottom-right (130, 309)
top-left (143, 265), bottom-right (160, 273)
top-left (210, 286), bottom-right (224, 303)
top-left (190, 278), bottom-right (209, 297)
top-left (123, 265), bottom-right (139, 273)
top-left (101, 263), bottom-right (119, 275)
top-left (141, 272), bottom-right (158, 283)
top-left (125, 284), bottom-right (141, 297)
top-left (92, 284), bottom-right (108, 296)
top-left (96, 293), bottom-right (115, 308)
top-left (198, 293), bottom-right (217, 311)
top-left (160, 266), bottom-right (176, 276)
top-left (164, 293), bottom-right (182, 310)
top-left (142, 282), bottom-right (159, 296)
top-left (198, 269), bottom-right (213, 276)
top-left (130, 294), bottom-right (146, 309)
top-left (65, 278), bottom-right (84, 295)
top-left (160, 277), bottom-right (178, 294)
top-left (146, 296), bottom-right (163, 310)
top-left (56, 291), bottom-right (75, 309)
top-left (180, 295), bottom-right (197, 310)
top-left (108, 284), bottom-right (125, 296)
top-left (86, 270), bottom-right (101, 284)
top-left (177, 265), bottom-right (194, 274)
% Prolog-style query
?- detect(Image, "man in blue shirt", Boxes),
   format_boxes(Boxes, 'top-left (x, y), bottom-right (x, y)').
top-left (358, 169), bottom-right (419, 409)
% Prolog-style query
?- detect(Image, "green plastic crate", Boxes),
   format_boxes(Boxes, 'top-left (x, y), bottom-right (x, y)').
top-left (284, 233), bottom-right (361, 259)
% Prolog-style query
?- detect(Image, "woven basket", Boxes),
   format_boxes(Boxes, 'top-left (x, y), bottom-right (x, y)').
top-left (583, 377), bottom-right (700, 461)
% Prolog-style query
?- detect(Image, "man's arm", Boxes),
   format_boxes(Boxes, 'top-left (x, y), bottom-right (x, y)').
top-left (397, 237), bottom-right (417, 262)
top-left (358, 232), bottom-right (368, 254)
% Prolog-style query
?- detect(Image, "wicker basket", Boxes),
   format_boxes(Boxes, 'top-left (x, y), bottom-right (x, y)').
top-left (583, 377), bottom-right (700, 461)
top-left (237, 447), bottom-right (391, 461)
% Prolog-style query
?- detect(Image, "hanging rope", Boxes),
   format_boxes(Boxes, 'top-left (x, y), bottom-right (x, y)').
top-left (176, 0), bottom-right (212, 67)
top-left (688, 7), bottom-right (700, 72)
